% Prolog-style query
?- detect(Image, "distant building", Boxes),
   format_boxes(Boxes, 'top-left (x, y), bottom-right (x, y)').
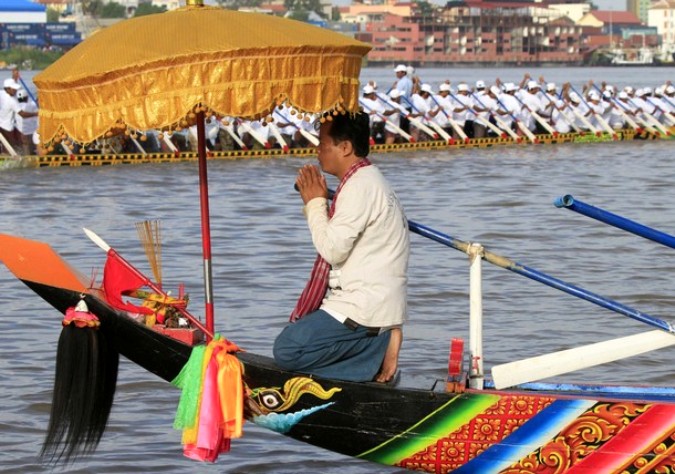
top-left (577, 10), bottom-right (642, 35)
top-left (360, 0), bottom-right (583, 65)
top-left (648, 0), bottom-right (675, 53)
top-left (628, 0), bottom-right (651, 24)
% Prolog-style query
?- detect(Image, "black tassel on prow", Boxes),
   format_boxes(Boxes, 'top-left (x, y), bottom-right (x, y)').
top-left (40, 300), bottom-right (119, 465)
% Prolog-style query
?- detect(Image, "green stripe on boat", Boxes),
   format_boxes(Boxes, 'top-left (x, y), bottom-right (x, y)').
top-left (358, 393), bottom-right (500, 465)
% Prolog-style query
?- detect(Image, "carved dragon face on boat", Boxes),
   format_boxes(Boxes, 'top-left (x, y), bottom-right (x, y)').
top-left (248, 377), bottom-right (342, 434)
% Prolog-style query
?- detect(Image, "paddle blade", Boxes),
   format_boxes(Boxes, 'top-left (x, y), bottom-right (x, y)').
top-left (0, 234), bottom-right (88, 293)
top-left (492, 330), bottom-right (675, 390)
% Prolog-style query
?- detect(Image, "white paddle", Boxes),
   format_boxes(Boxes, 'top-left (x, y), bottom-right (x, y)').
top-left (492, 329), bottom-right (675, 389)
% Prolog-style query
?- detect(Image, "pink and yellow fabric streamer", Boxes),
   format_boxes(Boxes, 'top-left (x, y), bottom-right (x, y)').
top-left (172, 336), bottom-right (244, 462)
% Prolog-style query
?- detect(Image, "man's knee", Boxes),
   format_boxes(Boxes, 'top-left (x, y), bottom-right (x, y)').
top-left (273, 326), bottom-right (301, 370)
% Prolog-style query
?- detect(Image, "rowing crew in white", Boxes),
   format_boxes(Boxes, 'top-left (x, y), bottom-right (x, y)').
top-left (358, 74), bottom-right (675, 144)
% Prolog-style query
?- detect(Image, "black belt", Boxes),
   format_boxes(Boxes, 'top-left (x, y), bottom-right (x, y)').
top-left (343, 318), bottom-right (381, 337)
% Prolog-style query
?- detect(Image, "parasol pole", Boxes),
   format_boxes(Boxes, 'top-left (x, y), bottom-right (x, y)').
top-left (196, 110), bottom-right (215, 340)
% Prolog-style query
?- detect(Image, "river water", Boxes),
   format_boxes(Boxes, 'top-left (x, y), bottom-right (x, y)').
top-left (1, 67), bottom-right (674, 473)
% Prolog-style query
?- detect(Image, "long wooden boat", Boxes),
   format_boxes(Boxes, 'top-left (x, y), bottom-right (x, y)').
top-left (0, 128), bottom-right (669, 169)
top-left (1, 203), bottom-right (674, 472)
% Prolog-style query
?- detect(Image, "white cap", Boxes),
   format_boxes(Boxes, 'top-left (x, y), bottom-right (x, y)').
top-left (16, 89), bottom-right (27, 99)
top-left (439, 83), bottom-right (451, 92)
top-left (569, 92), bottom-right (581, 103)
top-left (655, 86), bottom-right (664, 95)
top-left (643, 86), bottom-right (653, 95)
top-left (406, 66), bottom-right (415, 76)
top-left (546, 82), bottom-right (556, 92)
top-left (588, 91), bottom-right (599, 101)
top-left (3, 78), bottom-right (19, 89)
top-left (602, 90), bottom-right (612, 99)
top-left (636, 88), bottom-right (645, 97)
top-left (475, 80), bottom-right (486, 89)
top-left (527, 80), bottom-right (539, 90)
top-left (420, 83), bottom-right (433, 94)
top-left (505, 82), bottom-right (517, 92)
top-left (605, 85), bottom-right (615, 92)
top-left (389, 89), bottom-right (402, 99)
top-left (363, 85), bottom-right (375, 95)
top-left (624, 86), bottom-right (634, 94)
top-left (666, 85), bottom-right (675, 94)
top-left (457, 83), bottom-right (469, 92)
top-left (490, 85), bottom-right (501, 96)
top-left (395, 64), bottom-right (407, 73)
top-left (618, 91), bottom-right (629, 99)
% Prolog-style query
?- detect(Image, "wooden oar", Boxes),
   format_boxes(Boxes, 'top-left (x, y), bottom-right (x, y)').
top-left (267, 121), bottom-right (290, 152)
top-left (569, 86), bottom-right (616, 138)
top-left (431, 92), bottom-right (468, 143)
top-left (220, 120), bottom-right (248, 150)
top-left (495, 96), bottom-right (537, 143)
top-left (272, 110), bottom-right (319, 147)
top-left (237, 120), bottom-right (270, 149)
top-left (469, 93), bottom-right (512, 139)
top-left (628, 98), bottom-right (671, 136)
top-left (513, 94), bottom-right (557, 136)
top-left (359, 99), bottom-right (414, 143)
top-left (0, 132), bottom-right (19, 157)
top-left (83, 227), bottom-right (214, 339)
top-left (492, 330), bottom-right (675, 389)
top-left (400, 96), bottom-right (449, 141)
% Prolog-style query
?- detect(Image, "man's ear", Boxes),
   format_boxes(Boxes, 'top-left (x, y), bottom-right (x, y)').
top-left (340, 139), bottom-right (354, 157)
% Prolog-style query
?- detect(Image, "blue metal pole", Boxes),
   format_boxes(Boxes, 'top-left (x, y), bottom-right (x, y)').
top-left (409, 219), bottom-right (674, 334)
top-left (323, 187), bottom-right (675, 334)
top-left (554, 194), bottom-right (675, 251)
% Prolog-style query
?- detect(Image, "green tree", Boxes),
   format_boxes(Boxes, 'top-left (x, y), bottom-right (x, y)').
top-left (46, 7), bottom-right (60, 22)
top-left (81, 0), bottom-right (103, 16)
top-left (101, 1), bottom-right (126, 18)
top-left (134, 3), bottom-right (167, 17)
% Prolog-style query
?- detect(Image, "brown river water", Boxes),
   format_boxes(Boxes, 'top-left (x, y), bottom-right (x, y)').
top-left (0, 67), bottom-right (674, 473)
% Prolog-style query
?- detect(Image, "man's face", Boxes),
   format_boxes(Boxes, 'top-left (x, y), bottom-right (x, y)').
top-left (4, 87), bottom-right (16, 96)
top-left (317, 122), bottom-right (342, 176)
top-left (396, 71), bottom-right (405, 79)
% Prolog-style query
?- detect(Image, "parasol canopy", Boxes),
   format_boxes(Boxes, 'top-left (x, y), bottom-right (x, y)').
top-left (34, 0), bottom-right (371, 336)
top-left (34, 1), bottom-right (371, 145)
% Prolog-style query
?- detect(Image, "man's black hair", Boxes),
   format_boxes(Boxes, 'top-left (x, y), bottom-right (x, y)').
top-left (324, 112), bottom-right (370, 158)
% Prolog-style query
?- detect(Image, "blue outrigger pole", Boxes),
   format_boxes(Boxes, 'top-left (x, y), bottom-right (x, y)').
top-left (554, 194), bottom-right (675, 251)
top-left (320, 187), bottom-right (675, 334)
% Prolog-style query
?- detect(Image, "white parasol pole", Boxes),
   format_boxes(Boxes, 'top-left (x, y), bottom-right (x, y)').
top-left (196, 111), bottom-right (215, 339)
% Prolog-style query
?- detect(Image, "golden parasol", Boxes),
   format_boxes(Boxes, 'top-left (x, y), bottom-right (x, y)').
top-left (34, 0), bottom-right (371, 335)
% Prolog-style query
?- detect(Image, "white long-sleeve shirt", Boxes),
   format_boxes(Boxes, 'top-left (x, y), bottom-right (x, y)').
top-left (303, 165), bottom-right (410, 328)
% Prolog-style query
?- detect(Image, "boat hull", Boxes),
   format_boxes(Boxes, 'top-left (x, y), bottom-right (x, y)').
top-left (14, 280), bottom-right (675, 473)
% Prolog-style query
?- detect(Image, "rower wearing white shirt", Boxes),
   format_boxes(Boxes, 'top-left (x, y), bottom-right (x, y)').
top-left (496, 83), bottom-right (520, 130)
top-left (361, 84), bottom-right (386, 143)
top-left (518, 81), bottom-right (544, 133)
top-left (450, 83), bottom-right (473, 139)
top-left (568, 92), bottom-right (591, 131)
top-left (409, 84), bottom-right (433, 141)
top-left (430, 84), bottom-right (453, 134)
top-left (383, 89), bottom-right (407, 144)
top-left (542, 83), bottom-right (572, 134)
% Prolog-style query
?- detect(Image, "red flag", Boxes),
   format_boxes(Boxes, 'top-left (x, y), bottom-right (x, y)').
top-left (103, 250), bottom-right (153, 314)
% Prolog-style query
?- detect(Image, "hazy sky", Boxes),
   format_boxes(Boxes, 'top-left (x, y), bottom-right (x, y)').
top-left (592, 0), bottom-right (628, 10)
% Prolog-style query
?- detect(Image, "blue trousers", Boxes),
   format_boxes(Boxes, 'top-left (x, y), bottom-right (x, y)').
top-left (273, 310), bottom-right (391, 382)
